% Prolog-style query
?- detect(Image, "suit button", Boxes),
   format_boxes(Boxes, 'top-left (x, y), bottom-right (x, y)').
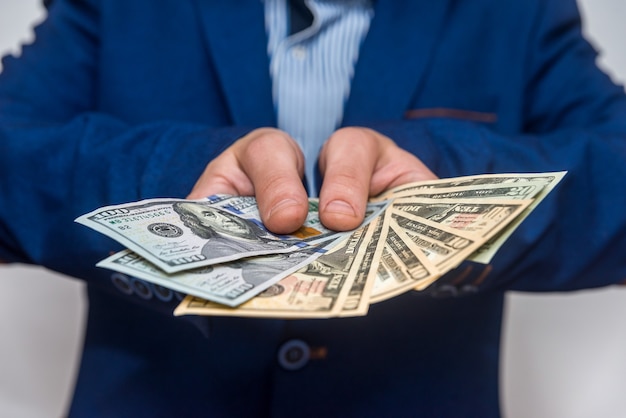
top-left (278, 339), bottom-right (310, 371)
top-left (432, 284), bottom-right (458, 298)
top-left (111, 273), bottom-right (133, 295)
top-left (153, 284), bottom-right (174, 302)
top-left (460, 284), bottom-right (478, 295)
top-left (130, 278), bottom-right (153, 300)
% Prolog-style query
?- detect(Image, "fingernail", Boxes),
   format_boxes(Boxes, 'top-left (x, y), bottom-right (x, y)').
top-left (325, 200), bottom-right (356, 217)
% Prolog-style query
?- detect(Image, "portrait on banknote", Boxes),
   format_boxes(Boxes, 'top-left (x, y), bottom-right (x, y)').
top-left (171, 201), bottom-right (296, 258)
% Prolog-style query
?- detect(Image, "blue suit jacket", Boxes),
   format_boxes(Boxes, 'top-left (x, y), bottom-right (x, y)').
top-left (1, 0), bottom-right (626, 416)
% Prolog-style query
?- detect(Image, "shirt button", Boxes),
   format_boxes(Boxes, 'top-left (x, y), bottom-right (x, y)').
top-left (278, 339), bottom-right (310, 371)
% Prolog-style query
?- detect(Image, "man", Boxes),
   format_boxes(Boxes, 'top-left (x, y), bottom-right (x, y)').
top-left (0, 0), bottom-right (625, 416)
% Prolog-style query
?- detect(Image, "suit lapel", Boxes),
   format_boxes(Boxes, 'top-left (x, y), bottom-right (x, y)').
top-left (192, 0), bottom-right (276, 127)
top-left (344, 0), bottom-right (453, 124)
top-left (192, 0), bottom-right (452, 126)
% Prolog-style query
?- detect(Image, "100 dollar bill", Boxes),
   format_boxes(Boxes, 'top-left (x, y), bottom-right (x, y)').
top-left (97, 239), bottom-right (338, 307)
top-left (174, 222), bottom-right (378, 318)
top-left (79, 172), bottom-right (564, 317)
top-left (77, 196), bottom-right (390, 274)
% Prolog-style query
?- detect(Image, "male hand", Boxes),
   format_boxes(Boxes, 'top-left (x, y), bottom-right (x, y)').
top-left (317, 127), bottom-right (437, 230)
top-left (188, 128), bottom-right (309, 234)
top-left (188, 127), bottom-right (437, 234)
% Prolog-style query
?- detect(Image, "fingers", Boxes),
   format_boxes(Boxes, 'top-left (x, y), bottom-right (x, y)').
top-left (188, 126), bottom-right (436, 234)
top-left (188, 128), bottom-right (309, 234)
top-left (188, 149), bottom-right (255, 198)
top-left (318, 128), bottom-right (378, 231)
top-left (240, 130), bottom-right (309, 234)
top-left (318, 127), bottom-right (437, 231)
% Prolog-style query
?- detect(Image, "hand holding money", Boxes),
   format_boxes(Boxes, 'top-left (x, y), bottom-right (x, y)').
top-left (187, 127), bottom-right (437, 233)
top-left (77, 171), bottom-right (566, 318)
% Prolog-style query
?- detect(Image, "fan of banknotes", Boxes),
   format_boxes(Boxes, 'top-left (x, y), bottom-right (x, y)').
top-left (75, 171), bottom-right (566, 319)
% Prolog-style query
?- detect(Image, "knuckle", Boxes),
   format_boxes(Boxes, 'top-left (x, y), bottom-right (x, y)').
top-left (257, 171), bottom-right (297, 196)
top-left (324, 172), bottom-right (369, 203)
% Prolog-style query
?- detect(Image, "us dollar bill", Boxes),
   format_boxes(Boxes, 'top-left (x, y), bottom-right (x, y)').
top-left (462, 175), bottom-right (566, 263)
top-left (339, 216), bottom-right (386, 316)
top-left (390, 211), bottom-right (483, 274)
top-left (174, 222), bottom-right (376, 318)
top-left (382, 181), bottom-right (547, 201)
top-left (80, 172), bottom-right (563, 317)
top-left (97, 239), bottom-right (338, 307)
top-left (77, 197), bottom-right (390, 274)
top-left (203, 195), bottom-right (388, 244)
top-left (369, 214), bottom-right (440, 303)
top-left (380, 172), bottom-right (566, 263)
top-left (377, 171), bottom-right (566, 200)
top-left (392, 198), bottom-right (533, 241)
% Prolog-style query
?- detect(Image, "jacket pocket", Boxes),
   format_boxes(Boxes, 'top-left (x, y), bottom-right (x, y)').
top-left (404, 107), bottom-right (497, 124)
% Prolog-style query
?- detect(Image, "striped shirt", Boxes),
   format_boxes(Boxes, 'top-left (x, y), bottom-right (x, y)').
top-left (264, 0), bottom-right (374, 195)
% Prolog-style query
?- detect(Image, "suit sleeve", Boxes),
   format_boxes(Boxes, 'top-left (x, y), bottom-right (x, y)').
top-left (0, 0), bottom-right (249, 283)
top-left (370, 0), bottom-right (626, 293)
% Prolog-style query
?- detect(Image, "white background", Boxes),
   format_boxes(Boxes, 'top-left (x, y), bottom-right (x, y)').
top-left (1, 1), bottom-right (625, 417)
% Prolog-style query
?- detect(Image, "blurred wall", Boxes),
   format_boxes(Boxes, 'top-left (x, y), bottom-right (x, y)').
top-left (0, 1), bottom-right (624, 417)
